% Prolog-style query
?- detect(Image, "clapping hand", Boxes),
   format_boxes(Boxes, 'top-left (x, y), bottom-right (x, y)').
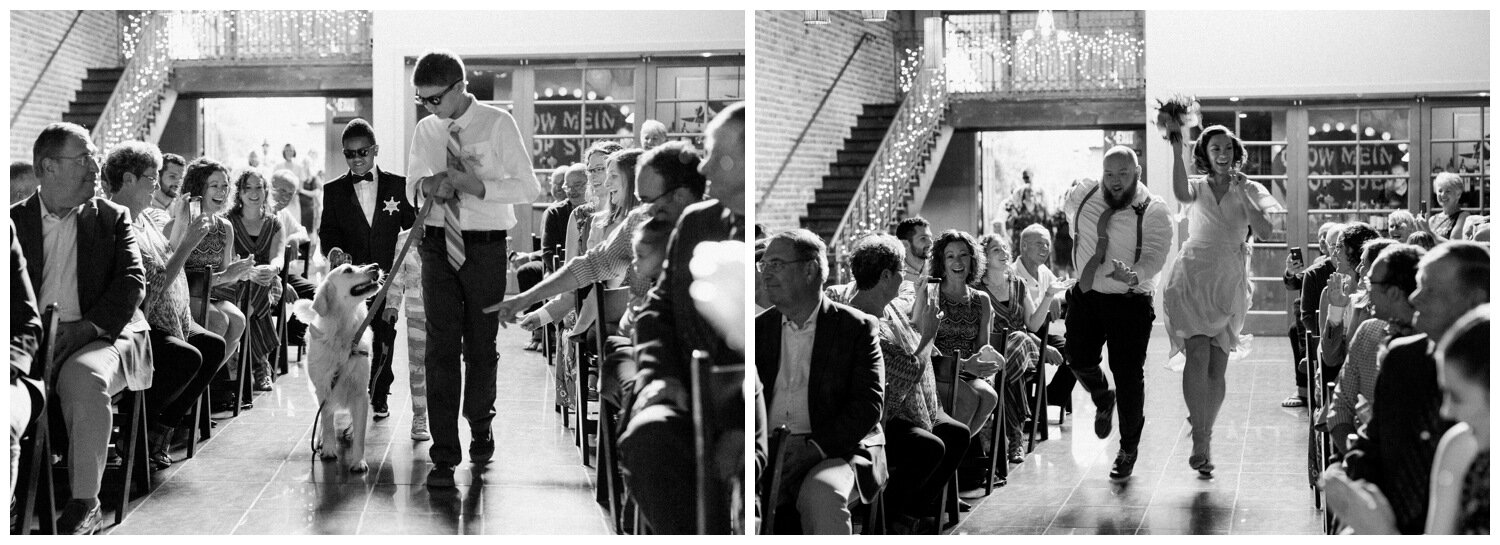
top-left (1046, 278), bottom-right (1075, 297)
top-left (963, 345), bottom-right (1002, 377)
top-left (223, 255), bottom-right (255, 282)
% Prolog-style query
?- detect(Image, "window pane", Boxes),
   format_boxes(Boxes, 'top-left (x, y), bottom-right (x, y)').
top-left (585, 68), bottom-right (635, 101)
top-left (1242, 143), bottom-right (1278, 176)
top-left (534, 103), bottom-right (581, 136)
top-left (656, 102), bottom-right (711, 134)
top-left (1360, 142), bottom-right (1406, 175)
top-left (469, 68), bottom-right (515, 102)
top-left (1460, 175), bottom-right (1487, 208)
top-left (1359, 108), bottom-right (1408, 141)
top-left (1309, 177), bottom-right (1354, 209)
top-left (1251, 278), bottom-right (1288, 312)
top-left (532, 137), bottom-right (586, 170)
top-left (1239, 110), bottom-right (1275, 141)
top-left (583, 103), bottom-right (632, 136)
top-left (1308, 109), bottom-right (1357, 141)
top-left (1200, 111), bottom-right (1236, 135)
top-left (657, 67), bottom-right (706, 101)
top-left (535, 69), bottom-right (583, 99)
top-left (1356, 179), bottom-right (1406, 210)
top-left (1309, 143), bottom-right (1358, 176)
top-left (708, 66), bottom-right (743, 100)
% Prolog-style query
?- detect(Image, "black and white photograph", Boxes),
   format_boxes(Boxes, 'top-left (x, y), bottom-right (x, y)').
top-left (752, 9), bottom-right (1488, 535)
top-left (8, 9), bottom-right (746, 535)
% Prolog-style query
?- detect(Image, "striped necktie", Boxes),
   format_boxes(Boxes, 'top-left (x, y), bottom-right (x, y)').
top-left (443, 124), bottom-right (467, 270)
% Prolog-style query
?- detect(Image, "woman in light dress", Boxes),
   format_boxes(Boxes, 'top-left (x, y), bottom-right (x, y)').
top-left (1163, 124), bottom-right (1278, 476)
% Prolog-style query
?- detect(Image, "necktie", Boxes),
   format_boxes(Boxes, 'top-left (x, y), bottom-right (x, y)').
top-left (443, 124), bottom-right (467, 270)
top-left (1077, 202), bottom-right (1119, 293)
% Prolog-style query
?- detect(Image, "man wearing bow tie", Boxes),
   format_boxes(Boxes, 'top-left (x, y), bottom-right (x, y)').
top-left (319, 118), bottom-right (416, 419)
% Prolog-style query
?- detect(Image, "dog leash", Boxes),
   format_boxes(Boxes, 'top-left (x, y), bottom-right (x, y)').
top-left (310, 196), bottom-right (436, 458)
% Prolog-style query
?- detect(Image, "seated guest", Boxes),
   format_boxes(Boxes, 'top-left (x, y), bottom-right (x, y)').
top-left (11, 122), bottom-right (148, 534)
top-left (11, 222), bottom-right (43, 496)
top-left (1388, 210), bottom-right (1421, 243)
top-left (102, 141), bottom-right (227, 469)
top-left (926, 230), bottom-right (999, 440)
top-left (224, 169), bottom-right (286, 393)
top-left (1318, 222), bottom-right (1379, 374)
top-left (827, 234), bottom-right (967, 533)
top-left (141, 153), bottom-right (184, 228)
top-left (1424, 172), bottom-right (1470, 241)
top-left (1407, 230), bottom-right (1438, 250)
top-left (1325, 241), bottom-right (1489, 534)
top-left (1012, 225), bottom-right (1072, 413)
top-left (268, 169), bottom-right (315, 343)
top-left (756, 229), bottom-right (884, 534)
top-left (640, 119), bottom-right (669, 149)
top-left (974, 233), bottom-right (1065, 463)
top-left (1323, 238), bottom-right (1402, 456)
top-left (1326, 305), bottom-right (1488, 534)
top-left (892, 216), bottom-right (933, 316)
top-left (172, 158), bottom-right (253, 412)
top-left (1283, 222), bottom-right (1342, 407)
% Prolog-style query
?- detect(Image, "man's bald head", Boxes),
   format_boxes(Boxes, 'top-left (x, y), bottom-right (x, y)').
top-left (1104, 145), bottom-right (1139, 168)
top-left (1101, 145), bottom-right (1141, 208)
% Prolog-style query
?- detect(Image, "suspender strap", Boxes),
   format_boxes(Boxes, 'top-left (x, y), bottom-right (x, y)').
top-left (1073, 184), bottom-right (1147, 266)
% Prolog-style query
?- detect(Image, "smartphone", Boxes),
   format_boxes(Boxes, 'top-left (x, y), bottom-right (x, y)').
top-left (1289, 248), bottom-right (1304, 264)
top-left (188, 197), bottom-right (202, 218)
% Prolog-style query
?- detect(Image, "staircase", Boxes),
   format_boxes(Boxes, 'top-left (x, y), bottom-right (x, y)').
top-left (800, 103), bottom-right (902, 242)
top-left (62, 67), bottom-right (125, 132)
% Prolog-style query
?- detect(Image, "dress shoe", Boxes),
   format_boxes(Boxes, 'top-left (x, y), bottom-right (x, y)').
top-left (1007, 442), bottom-right (1026, 464)
top-left (1093, 390), bottom-right (1117, 439)
top-left (254, 375), bottom-right (274, 392)
top-left (470, 432), bottom-right (495, 465)
top-left (426, 464), bottom-right (456, 488)
top-left (1189, 454), bottom-right (1215, 476)
top-left (56, 499), bottom-right (101, 535)
top-left (1109, 450), bottom-right (1138, 480)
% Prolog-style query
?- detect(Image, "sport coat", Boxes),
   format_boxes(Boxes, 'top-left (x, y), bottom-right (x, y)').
top-left (11, 194), bottom-right (145, 338)
top-left (318, 167), bottom-right (416, 274)
top-left (756, 296), bottom-right (887, 501)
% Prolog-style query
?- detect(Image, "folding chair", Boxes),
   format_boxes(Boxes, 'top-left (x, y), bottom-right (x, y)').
top-left (689, 349), bottom-right (745, 534)
top-left (1025, 317), bottom-right (1053, 451)
top-left (275, 241), bottom-right (298, 376)
top-left (184, 266), bottom-right (217, 455)
top-left (757, 426), bottom-right (793, 535)
top-left (12, 304), bottom-right (60, 535)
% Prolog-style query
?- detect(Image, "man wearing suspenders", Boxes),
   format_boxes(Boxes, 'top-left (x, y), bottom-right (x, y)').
top-left (1062, 146), bottom-right (1174, 479)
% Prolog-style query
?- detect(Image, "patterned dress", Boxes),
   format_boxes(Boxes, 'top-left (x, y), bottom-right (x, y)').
top-left (975, 274), bottom-right (1040, 451)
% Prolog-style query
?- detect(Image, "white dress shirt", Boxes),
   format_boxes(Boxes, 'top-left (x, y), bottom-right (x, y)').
top-left (353, 171), bottom-right (378, 226)
top-left (1064, 179), bottom-right (1175, 294)
top-left (405, 99), bottom-right (540, 231)
top-left (1011, 258), bottom-right (1056, 307)
top-left (37, 196), bottom-right (83, 322)
top-left (769, 307), bottom-right (818, 435)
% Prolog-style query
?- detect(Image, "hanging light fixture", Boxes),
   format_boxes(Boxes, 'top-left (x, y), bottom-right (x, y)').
top-left (803, 10), bottom-right (830, 25)
top-left (860, 10), bottom-right (888, 22)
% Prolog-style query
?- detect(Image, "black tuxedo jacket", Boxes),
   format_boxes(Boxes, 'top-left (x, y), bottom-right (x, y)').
top-left (10, 194), bottom-right (144, 337)
top-left (318, 167), bottom-right (416, 273)
top-left (756, 296), bottom-right (887, 501)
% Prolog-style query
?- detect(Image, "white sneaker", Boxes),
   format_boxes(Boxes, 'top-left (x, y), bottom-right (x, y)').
top-left (411, 414), bottom-right (431, 441)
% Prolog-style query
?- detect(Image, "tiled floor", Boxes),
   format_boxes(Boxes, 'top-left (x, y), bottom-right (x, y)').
top-left (950, 329), bottom-right (1324, 535)
top-left (105, 323), bottom-right (612, 535)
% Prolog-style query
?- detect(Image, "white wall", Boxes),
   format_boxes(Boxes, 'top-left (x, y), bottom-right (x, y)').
top-left (371, 10), bottom-right (745, 174)
top-left (1146, 11), bottom-right (1488, 99)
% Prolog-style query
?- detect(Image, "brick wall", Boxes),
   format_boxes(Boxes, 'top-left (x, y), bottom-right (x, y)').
top-left (10, 10), bottom-right (121, 161)
top-left (754, 10), bottom-right (897, 235)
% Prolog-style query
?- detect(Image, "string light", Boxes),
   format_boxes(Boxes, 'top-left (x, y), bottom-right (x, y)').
top-left (944, 13), bottom-right (1145, 95)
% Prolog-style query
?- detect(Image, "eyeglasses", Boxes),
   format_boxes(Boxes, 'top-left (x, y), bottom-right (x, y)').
top-left (342, 145), bottom-right (377, 159)
top-left (641, 186), bottom-right (681, 205)
top-left (413, 80), bottom-right (461, 106)
top-left (757, 259), bottom-right (812, 273)
top-left (50, 152), bottom-right (102, 168)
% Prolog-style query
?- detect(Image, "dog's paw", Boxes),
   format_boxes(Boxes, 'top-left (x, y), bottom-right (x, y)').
top-left (316, 448), bottom-right (338, 461)
top-left (348, 460), bottom-right (369, 474)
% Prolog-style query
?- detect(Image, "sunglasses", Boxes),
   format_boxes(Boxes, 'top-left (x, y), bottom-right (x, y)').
top-left (413, 80), bottom-right (461, 107)
top-left (342, 145), bottom-right (377, 159)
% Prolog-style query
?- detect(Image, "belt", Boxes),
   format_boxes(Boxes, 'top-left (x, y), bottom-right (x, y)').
top-left (425, 225), bottom-right (508, 243)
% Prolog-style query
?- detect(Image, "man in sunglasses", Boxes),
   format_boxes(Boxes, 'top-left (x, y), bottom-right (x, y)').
top-left (405, 50), bottom-right (543, 488)
top-left (319, 118), bottom-right (416, 421)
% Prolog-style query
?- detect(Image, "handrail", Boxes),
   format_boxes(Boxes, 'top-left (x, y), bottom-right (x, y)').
top-left (92, 11), bottom-right (173, 150)
top-left (11, 11), bottom-right (86, 126)
top-left (828, 48), bottom-right (948, 283)
top-left (758, 33), bottom-right (873, 208)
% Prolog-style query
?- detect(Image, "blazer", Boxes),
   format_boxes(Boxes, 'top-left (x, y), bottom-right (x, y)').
top-left (11, 194), bottom-right (145, 338)
top-left (633, 199), bottom-right (745, 397)
top-left (756, 296), bottom-right (887, 502)
top-left (318, 167), bottom-right (416, 274)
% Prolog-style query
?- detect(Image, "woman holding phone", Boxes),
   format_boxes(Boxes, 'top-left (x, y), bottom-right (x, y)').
top-left (173, 157), bottom-right (254, 409)
top-left (1163, 124), bottom-right (1279, 476)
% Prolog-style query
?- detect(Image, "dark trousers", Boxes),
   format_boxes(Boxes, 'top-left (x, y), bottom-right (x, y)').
top-left (618, 403), bottom-right (697, 534)
top-left (147, 323), bottom-right (226, 429)
top-left (1064, 289), bottom-right (1154, 454)
top-left (885, 414), bottom-right (969, 518)
top-left (285, 273), bottom-right (316, 343)
top-left (1290, 320), bottom-right (1308, 390)
top-left (419, 229), bottom-right (506, 467)
top-left (368, 306), bottom-right (397, 404)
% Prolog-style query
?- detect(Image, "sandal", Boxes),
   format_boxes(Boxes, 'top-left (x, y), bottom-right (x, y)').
top-left (1280, 395), bottom-right (1306, 408)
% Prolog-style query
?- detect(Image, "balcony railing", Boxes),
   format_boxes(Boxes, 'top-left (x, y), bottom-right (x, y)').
top-left (94, 11), bottom-right (173, 150)
top-left (942, 10), bottom-right (1144, 99)
top-left (829, 47), bottom-right (948, 282)
top-left (153, 10), bottom-right (372, 64)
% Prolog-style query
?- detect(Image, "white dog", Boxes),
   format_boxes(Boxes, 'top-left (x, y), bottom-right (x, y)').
top-left (291, 263), bottom-right (383, 473)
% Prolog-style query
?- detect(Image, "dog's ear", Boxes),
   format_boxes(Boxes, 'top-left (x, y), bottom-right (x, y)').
top-left (311, 285), bottom-right (334, 317)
